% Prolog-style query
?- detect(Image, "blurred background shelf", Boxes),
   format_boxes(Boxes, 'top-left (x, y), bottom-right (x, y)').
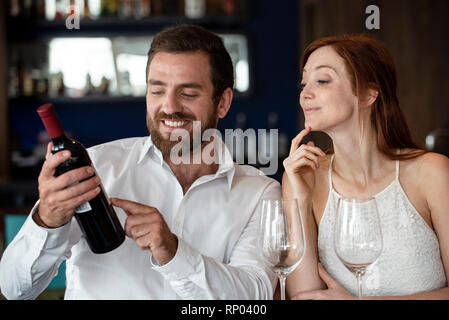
top-left (7, 15), bottom-right (248, 40)
top-left (3, 0), bottom-right (300, 189)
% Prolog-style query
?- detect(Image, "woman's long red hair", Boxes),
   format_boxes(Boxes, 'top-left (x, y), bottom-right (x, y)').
top-left (300, 34), bottom-right (425, 160)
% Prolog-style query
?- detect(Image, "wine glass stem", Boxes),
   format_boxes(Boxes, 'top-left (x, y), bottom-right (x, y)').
top-left (279, 274), bottom-right (286, 300)
top-left (356, 273), bottom-right (363, 299)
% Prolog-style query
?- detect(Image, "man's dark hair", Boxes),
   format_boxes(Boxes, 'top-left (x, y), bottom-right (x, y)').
top-left (146, 24), bottom-right (234, 106)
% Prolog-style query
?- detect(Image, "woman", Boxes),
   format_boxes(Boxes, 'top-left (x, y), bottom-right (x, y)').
top-left (283, 34), bottom-right (449, 299)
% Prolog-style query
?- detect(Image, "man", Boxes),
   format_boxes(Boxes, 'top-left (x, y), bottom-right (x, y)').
top-left (0, 25), bottom-right (280, 299)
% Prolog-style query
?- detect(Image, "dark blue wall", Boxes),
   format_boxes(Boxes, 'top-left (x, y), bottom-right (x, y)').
top-left (221, 0), bottom-right (300, 140)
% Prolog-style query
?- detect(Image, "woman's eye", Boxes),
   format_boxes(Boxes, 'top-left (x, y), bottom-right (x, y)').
top-left (151, 91), bottom-right (163, 96)
top-left (298, 83), bottom-right (306, 91)
top-left (317, 80), bottom-right (329, 85)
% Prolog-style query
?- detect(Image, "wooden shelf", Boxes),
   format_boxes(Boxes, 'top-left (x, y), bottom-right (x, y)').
top-left (9, 95), bottom-right (145, 106)
top-left (7, 15), bottom-right (248, 41)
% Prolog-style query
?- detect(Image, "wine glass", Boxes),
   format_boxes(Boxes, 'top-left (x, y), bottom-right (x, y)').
top-left (334, 197), bottom-right (383, 299)
top-left (260, 198), bottom-right (306, 300)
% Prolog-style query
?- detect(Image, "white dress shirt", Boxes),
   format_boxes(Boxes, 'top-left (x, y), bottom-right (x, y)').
top-left (0, 136), bottom-right (280, 300)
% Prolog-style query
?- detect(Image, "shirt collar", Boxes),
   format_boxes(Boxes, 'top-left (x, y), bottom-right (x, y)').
top-left (213, 135), bottom-right (236, 191)
top-left (137, 135), bottom-right (235, 191)
top-left (137, 135), bottom-right (163, 166)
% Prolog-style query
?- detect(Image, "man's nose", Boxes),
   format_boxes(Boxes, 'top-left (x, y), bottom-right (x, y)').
top-left (161, 91), bottom-right (183, 114)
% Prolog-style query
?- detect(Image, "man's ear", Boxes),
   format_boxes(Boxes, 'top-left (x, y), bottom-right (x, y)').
top-left (217, 88), bottom-right (233, 119)
top-left (360, 88), bottom-right (379, 108)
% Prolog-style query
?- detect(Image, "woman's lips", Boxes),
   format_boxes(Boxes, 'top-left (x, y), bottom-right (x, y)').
top-left (304, 107), bottom-right (321, 115)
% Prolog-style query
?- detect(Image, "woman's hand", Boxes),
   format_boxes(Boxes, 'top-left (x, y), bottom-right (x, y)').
top-left (283, 126), bottom-right (326, 204)
top-left (291, 263), bottom-right (357, 300)
top-left (282, 127), bottom-right (327, 297)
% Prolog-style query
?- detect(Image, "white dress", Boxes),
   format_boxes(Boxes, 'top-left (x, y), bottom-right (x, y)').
top-left (318, 154), bottom-right (447, 296)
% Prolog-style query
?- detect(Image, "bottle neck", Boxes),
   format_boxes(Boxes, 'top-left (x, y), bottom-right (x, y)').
top-left (51, 134), bottom-right (72, 153)
top-left (37, 104), bottom-right (65, 139)
top-left (51, 134), bottom-right (70, 143)
top-left (41, 116), bottom-right (64, 139)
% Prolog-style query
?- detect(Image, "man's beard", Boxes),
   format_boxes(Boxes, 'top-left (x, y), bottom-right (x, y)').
top-left (146, 108), bottom-right (218, 157)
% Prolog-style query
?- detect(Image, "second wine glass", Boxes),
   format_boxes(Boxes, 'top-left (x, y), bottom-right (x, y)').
top-left (260, 198), bottom-right (306, 300)
top-left (334, 196), bottom-right (383, 299)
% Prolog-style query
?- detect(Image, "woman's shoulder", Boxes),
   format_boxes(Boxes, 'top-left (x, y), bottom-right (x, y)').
top-left (401, 148), bottom-right (449, 168)
top-left (401, 150), bottom-right (449, 228)
top-left (400, 148), bottom-right (449, 183)
top-left (398, 149), bottom-right (449, 226)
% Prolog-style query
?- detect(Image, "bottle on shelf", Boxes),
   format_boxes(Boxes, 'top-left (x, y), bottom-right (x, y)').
top-left (49, 73), bottom-right (59, 97)
top-left (119, 0), bottom-right (133, 18)
top-left (68, 0), bottom-right (76, 17)
top-left (118, 71), bottom-right (132, 95)
top-left (22, 64), bottom-right (34, 97)
top-left (16, 54), bottom-right (25, 97)
top-left (35, 0), bottom-right (46, 19)
top-left (45, 0), bottom-right (56, 20)
top-left (141, 0), bottom-right (152, 17)
top-left (84, 73), bottom-right (95, 95)
top-left (55, 0), bottom-right (64, 19)
top-left (84, 0), bottom-right (91, 18)
top-left (8, 53), bottom-right (20, 98)
top-left (37, 75), bottom-right (50, 97)
top-left (37, 103), bottom-right (126, 254)
top-left (132, 0), bottom-right (143, 19)
top-left (21, 0), bottom-right (33, 19)
top-left (98, 76), bottom-right (110, 95)
top-left (56, 71), bottom-right (66, 96)
top-left (221, 0), bottom-right (235, 16)
top-left (8, 66), bottom-right (19, 98)
top-left (132, 0), bottom-right (152, 19)
top-left (101, 0), bottom-right (119, 17)
top-left (9, 0), bottom-right (21, 17)
top-left (184, 0), bottom-right (206, 19)
top-left (30, 63), bottom-right (43, 98)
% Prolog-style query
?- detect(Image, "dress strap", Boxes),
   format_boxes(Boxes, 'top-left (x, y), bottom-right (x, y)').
top-left (395, 148), bottom-right (400, 181)
top-left (328, 154), bottom-right (335, 189)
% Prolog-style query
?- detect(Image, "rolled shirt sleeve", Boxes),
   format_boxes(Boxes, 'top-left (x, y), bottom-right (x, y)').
top-left (0, 201), bottom-right (75, 300)
top-left (150, 181), bottom-right (280, 300)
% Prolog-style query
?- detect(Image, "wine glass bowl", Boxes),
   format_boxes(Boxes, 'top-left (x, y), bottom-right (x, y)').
top-left (334, 196), bottom-right (383, 298)
top-left (260, 198), bottom-right (306, 300)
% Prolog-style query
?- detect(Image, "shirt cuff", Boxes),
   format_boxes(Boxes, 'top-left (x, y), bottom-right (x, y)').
top-left (26, 200), bottom-right (72, 250)
top-left (150, 237), bottom-right (202, 281)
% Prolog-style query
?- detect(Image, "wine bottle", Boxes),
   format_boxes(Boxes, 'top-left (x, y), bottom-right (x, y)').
top-left (37, 103), bottom-right (125, 254)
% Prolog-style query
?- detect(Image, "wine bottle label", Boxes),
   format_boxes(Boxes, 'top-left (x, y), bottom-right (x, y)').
top-left (75, 201), bottom-right (92, 213)
top-left (68, 180), bottom-right (92, 213)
